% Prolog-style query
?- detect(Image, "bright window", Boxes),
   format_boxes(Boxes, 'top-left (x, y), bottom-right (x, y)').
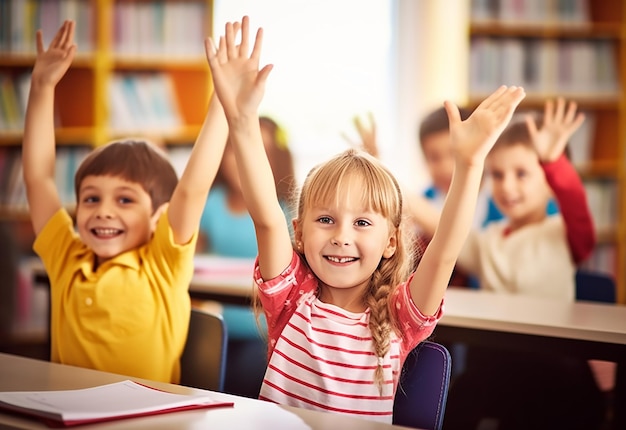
top-left (212, 0), bottom-right (396, 183)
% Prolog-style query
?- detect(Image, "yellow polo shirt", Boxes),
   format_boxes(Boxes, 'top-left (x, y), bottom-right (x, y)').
top-left (33, 208), bottom-right (196, 383)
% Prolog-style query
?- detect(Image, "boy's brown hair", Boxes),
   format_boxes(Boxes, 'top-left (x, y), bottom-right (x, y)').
top-left (491, 119), bottom-right (534, 150)
top-left (74, 140), bottom-right (178, 213)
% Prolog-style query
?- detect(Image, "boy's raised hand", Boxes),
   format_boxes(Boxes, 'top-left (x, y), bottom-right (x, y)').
top-left (31, 20), bottom-right (76, 88)
top-left (445, 85), bottom-right (525, 167)
top-left (526, 97), bottom-right (585, 163)
top-left (204, 16), bottom-right (273, 120)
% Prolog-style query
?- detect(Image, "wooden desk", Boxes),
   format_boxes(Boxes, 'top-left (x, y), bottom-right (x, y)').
top-left (435, 288), bottom-right (626, 430)
top-left (0, 353), bottom-right (411, 430)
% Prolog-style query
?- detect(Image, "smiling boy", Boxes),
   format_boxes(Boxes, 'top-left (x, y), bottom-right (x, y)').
top-left (22, 21), bottom-right (228, 383)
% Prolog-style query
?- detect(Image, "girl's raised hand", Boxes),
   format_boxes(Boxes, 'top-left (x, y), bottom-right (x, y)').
top-left (445, 85), bottom-right (526, 167)
top-left (31, 20), bottom-right (76, 88)
top-left (205, 16), bottom-right (273, 120)
top-left (526, 97), bottom-right (585, 163)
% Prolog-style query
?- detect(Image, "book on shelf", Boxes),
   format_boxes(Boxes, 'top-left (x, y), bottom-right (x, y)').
top-left (567, 111), bottom-right (595, 168)
top-left (109, 73), bottom-right (182, 132)
top-left (4, 0), bottom-right (93, 53)
top-left (0, 146), bottom-right (90, 210)
top-left (0, 380), bottom-right (234, 427)
top-left (113, 1), bottom-right (205, 58)
top-left (471, 0), bottom-right (590, 25)
top-left (0, 72), bottom-right (31, 132)
top-left (469, 38), bottom-right (618, 97)
top-left (583, 178), bottom-right (618, 233)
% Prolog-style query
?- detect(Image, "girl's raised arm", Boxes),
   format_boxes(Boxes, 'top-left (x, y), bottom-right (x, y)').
top-left (410, 86), bottom-right (526, 315)
top-left (206, 17), bottom-right (293, 278)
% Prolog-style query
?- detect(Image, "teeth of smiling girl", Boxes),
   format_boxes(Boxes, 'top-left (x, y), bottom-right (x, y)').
top-left (327, 256), bottom-right (356, 263)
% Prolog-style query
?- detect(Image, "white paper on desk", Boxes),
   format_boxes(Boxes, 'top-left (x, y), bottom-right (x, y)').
top-left (0, 380), bottom-right (229, 422)
top-left (203, 402), bottom-right (312, 429)
top-left (194, 255), bottom-right (255, 276)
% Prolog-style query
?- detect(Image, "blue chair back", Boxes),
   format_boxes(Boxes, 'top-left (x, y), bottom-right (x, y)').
top-left (180, 308), bottom-right (228, 392)
top-left (393, 341), bottom-right (452, 430)
top-left (575, 270), bottom-right (616, 303)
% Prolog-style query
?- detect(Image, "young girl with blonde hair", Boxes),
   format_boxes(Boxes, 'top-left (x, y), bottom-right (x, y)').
top-left (206, 16), bottom-right (525, 422)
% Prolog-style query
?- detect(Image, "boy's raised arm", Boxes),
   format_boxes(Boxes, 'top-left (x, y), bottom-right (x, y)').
top-left (410, 86), bottom-right (526, 315)
top-left (167, 91), bottom-right (228, 245)
top-left (23, 20), bottom-right (76, 235)
top-left (526, 97), bottom-right (595, 263)
top-left (206, 17), bottom-right (292, 279)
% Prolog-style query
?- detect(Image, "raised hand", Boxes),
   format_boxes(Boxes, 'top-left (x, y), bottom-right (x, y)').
top-left (31, 20), bottom-right (76, 88)
top-left (445, 85), bottom-right (526, 167)
top-left (204, 16), bottom-right (273, 120)
top-left (526, 97), bottom-right (585, 162)
top-left (342, 112), bottom-right (378, 158)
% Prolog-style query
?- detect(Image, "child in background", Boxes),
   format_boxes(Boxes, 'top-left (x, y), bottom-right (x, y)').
top-left (206, 15), bottom-right (525, 422)
top-left (419, 105), bottom-right (560, 229)
top-left (442, 98), bottom-right (605, 430)
top-left (199, 116), bottom-right (295, 257)
top-left (198, 115), bottom-right (296, 398)
top-left (22, 20), bottom-right (228, 383)
top-left (455, 98), bottom-right (594, 299)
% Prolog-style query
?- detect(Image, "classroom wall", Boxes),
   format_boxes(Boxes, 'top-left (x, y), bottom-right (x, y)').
top-left (392, 0), bottom-right (470, 193)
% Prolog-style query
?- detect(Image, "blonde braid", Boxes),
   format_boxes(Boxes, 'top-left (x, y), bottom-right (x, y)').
top-left (366, 261), bottom-right (396, 396)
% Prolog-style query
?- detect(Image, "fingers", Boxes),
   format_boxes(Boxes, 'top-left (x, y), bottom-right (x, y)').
top-left (61, 20), bottom-right (75, 50)
top-left (525, 114), bottom-right (538, 137)
top-left (49, 21), bottom-right (65, 48)
top-left (474, 86), bottom-right (524, 124)
top-left (543, 98), bottom-right (555, 125)
top-left (240, 16), bottom-right (249, 57)
top-left (219, 16), bottom-right (260, 63)
top-left (487, 86), bottom-right (525, 122)
top-left (501, 86), bottom-right (526, 115)
top-left (36, 30), bottom-right (44, 54)
top-left (225, 21), bottom-right (237, 59)
top-left (476, 85), bottom-right (509, 110)
top-left (543, 97), bottom-right (582, 128)
top-left (41, 20), bottom-right (75, 53)
top-left (563, 99), bottom-right (579, 125)
top-left (250, 27), bottom-right (264, 65)
top-left (257, 63), bottom-right (274, 86)
top-left (443, 100), bottom-right (461, 127)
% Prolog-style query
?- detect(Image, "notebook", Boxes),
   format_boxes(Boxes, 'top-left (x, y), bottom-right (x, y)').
top-left (0, 380), bottom-right (234, 427)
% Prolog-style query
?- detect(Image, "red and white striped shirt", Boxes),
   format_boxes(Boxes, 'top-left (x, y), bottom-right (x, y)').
top-left (255, 251), bottom-right (442, 423)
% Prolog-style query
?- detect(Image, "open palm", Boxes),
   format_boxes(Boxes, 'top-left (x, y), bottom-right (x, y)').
top-left (526, 97), bottom-right (585, 162)
top-left (32, 20), bottom-right (76, 87)
top-left (447, 86), bottom-right (526, 166)
top-left (205, 16), bottom-right (272, 120)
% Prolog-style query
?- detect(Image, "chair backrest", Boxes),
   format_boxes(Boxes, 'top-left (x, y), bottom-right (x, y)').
top-left (393, 341), bottom-right (451, 430)
top-left (575, 270), bottom-right (616, 303)
top-left (180, 308), bottom-right (228, 392)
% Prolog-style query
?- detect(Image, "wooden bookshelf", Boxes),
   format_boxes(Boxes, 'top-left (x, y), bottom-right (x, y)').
top-left (0, 0), bottom-right (213, 139)
top-left (0, 0), bottom-right (213, 249)
top-left (468, 0), bottom-right (626, 303)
